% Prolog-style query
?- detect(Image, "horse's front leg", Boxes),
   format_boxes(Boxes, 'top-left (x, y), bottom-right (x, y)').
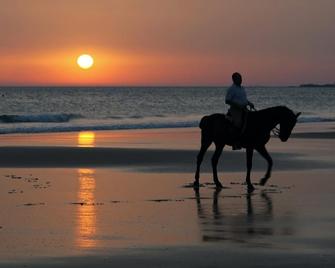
top-left (255, 146), bottom-right (273, 186)
top-left (246, 147), bottom-right (255, 193)
top-left (212, 143), bottom-right (224, 188)
top-left (194, 139), bottom-right (211, 188)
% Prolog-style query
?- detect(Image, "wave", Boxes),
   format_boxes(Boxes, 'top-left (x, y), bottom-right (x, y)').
top-left (298, 116), bottom-right (335, 123)
top-left (0, 120), bottom-right (199, 134)
top-left (107, 115), bottom-right (163, 119)
top-left (0, 113), bottom-right (80, 123)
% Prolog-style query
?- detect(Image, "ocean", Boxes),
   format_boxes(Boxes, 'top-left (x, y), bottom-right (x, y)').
top-left (0, 86), bottom-right (334, 134)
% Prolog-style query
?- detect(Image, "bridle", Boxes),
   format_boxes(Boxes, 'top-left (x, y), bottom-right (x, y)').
top-left (271, 126), bottom-right (280, 137)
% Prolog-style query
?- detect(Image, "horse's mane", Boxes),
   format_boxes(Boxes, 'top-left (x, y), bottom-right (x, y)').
top-left (256, 105), bottom-right (291, 113)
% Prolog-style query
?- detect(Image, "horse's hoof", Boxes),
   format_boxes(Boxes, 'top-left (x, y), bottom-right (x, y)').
top-left (247, 184), bottom-right (255, 193)
top-left (215, 181), bottom-right (223, 189)
top-left (193, 181), bottom-right (200, 189)
top-left (259, 177), bottom-right (269, 186)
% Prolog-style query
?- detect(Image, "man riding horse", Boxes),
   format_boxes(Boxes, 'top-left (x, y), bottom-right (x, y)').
top-left (226, 72), bottom-right (254, 150)
top-left (194, 73), bottom-right (301, 192)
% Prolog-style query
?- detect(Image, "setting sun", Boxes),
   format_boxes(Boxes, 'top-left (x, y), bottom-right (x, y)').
top-left (77, 54), bottom-right (94, 69)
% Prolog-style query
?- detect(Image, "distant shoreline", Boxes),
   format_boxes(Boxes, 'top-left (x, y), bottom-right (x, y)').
top-left (299, 83), bottom-right (335, 88)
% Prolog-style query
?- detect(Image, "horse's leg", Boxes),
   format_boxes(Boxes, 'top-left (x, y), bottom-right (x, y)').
top-left (246, 147), bottom-right (255, 193)
top-left (212, 142), bottom-right (224, 189)
top-left (255, 145), bottom-right (273, 186)
top-left (194, 137), bottom-right (211, 188)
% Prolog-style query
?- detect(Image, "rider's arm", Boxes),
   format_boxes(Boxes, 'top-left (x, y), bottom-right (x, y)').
top-left (225, 99), bottom-right (245, 109)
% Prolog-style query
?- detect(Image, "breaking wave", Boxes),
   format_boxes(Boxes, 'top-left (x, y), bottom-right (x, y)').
top-left (0, 113), bottom-right (80, 123)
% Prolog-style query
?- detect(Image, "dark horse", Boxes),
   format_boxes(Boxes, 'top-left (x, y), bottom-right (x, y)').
top-left (194, 106), bottom-right (301, 192)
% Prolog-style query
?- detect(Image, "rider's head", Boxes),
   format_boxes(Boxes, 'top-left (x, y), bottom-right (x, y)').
top-left (232, 72), bottom-right (242, 86)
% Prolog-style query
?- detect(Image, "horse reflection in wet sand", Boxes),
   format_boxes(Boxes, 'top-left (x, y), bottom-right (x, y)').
top-left (193, 189), bottom-right (294, 243)
top-left (194, 106), bottom-right (301, 192)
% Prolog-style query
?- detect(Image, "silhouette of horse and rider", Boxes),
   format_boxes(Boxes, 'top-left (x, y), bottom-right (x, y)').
top-left (194, 72), bottom-right (301, 193)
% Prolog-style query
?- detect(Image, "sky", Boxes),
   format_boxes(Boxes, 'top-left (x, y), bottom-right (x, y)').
top-left (0, 0), bottom-right (334, 86)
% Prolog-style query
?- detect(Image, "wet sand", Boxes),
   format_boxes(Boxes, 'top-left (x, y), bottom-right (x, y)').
top-left (0, 123), bottom-right (335, 267)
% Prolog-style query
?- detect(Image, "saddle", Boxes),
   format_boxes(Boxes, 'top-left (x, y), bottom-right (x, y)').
top-left (225, 110), bottom-right (249, 150)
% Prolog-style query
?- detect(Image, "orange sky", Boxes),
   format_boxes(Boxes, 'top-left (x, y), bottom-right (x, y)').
top-left (0, 0), bottom-right (334, 86)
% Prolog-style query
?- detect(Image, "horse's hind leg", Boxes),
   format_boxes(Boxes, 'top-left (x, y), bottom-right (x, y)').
top-left (256, 146), bottom-right (273, 186)
top-left (212, 142), bottom-right (224, 189)
top-left (194, 136), bottom-right (211, 188)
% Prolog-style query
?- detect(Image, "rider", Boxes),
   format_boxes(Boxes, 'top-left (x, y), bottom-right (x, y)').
top-left (225, 72), bottom-right (254, 149)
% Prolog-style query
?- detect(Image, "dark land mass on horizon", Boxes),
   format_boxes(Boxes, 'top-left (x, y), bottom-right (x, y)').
top-left (299, 83), bottom-right (335, 88)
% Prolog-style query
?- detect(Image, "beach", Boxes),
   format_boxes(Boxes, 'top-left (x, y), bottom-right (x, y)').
top-left (1, 0), bottom-right (335, 266)
top-left (0, 122), bottom-right (335, 267)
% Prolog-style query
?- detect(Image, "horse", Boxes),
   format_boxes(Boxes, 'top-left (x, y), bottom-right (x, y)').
top-left (194, 106), bottom-right (301, 192)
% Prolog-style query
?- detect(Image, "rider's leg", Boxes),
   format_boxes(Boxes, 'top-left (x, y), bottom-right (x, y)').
top-left (231, 108), bottom-right (244, 150)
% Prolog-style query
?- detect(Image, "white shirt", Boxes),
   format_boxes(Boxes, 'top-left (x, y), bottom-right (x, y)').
top-left (225, 84), bottom-right (248, 107)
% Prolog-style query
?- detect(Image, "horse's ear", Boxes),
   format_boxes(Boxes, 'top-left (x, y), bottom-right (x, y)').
top-left (296, 112), bottom-right (301, 118)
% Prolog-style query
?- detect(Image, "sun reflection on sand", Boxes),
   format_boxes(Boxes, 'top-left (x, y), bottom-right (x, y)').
top-left (76, 168), bottom-right (97, 249)
top-left (78, 131), bottom-right (95, 147)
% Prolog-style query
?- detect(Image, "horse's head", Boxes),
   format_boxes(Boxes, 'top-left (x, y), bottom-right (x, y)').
top-left (278, 107), bottom-right (301, 142)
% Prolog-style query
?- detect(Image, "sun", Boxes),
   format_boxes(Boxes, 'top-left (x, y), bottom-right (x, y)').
top-left (77, 54), bottom-right (94, 69)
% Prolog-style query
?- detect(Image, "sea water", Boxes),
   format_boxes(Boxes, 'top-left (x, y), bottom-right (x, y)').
top-left (0, 86), bottom-right (334, 134)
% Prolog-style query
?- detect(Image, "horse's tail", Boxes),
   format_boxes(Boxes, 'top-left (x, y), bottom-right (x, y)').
top-left (199, 116), bottom-right (209, 130)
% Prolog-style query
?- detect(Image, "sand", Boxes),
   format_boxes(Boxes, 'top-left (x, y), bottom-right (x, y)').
top-left (0, 122), bottom-right (335, 267)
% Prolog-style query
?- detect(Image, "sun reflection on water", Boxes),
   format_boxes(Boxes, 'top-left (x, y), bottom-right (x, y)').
top-left (76, 168), bottom-right (97, 249)
top-left (78, 131), bottom-right (95, 147)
